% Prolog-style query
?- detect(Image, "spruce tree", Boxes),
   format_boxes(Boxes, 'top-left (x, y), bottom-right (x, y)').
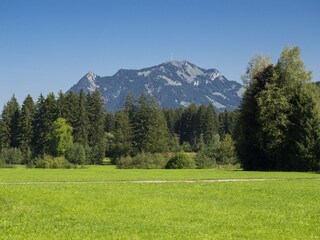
top-left (132, 93), bottom-right (150, 152)
top-left (86, 90), bottom-right (105, 164)
top-left (74, 90), bottom-right (88, 146)
top-left (18, 95), bottom-right (36, 162)
top-left (32, 94), bottom-right (46, 156)
top-left (203, 105), bottom-right (219, 145)
top-left (195, 105), bottom-right (207, 140)
top-left (0, 95), bottom-right (20, 150)
top-left (43, 93), bottom-right (58, 154)
top-left (142, 103), bottom-right (170, 153)
top-left (113, 111), bottom-right (133, 157)
top-left (180, 104), bottom-right (197, 146)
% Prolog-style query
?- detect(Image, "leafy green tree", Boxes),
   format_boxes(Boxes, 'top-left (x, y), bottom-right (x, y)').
top-left (219, 134), bottom-right (237, 165)
top-left (237, 46), bottom-right (320, 171)
top-left (48, 118), bottom-right (73, 157)
top-left (166, 152), bottom-right (195, 169)
top-left (235, 56), bottom-right (272, 170)
top-left (0, 148), bottom-right (23, 165)
top-left (66, 143), bottom-right (86, 165)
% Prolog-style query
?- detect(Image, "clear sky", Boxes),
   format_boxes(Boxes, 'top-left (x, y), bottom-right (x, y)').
top-left (0, 0), bottom-right (319, 109)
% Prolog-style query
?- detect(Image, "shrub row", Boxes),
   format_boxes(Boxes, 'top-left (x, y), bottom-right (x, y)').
top-left (117, 152), bottom-right (197, 169)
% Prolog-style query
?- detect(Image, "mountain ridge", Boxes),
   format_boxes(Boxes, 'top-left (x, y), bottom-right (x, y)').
top-left (68, 61), bottom-right (244, 111)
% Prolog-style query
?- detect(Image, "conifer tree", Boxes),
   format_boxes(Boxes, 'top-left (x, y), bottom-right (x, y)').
top-left (113, 111), bottom-right (133, 157)
top-left (203, 105), bottom-right (219, 145)
top-left (195, 105), bottom-right (207, 139)
top-left (132, 93), bottom-right (150, 152)
top-left (0, 95), bottom-right (20, 150)
top-left (43, 93), bottom-right (58, 154)
top-left (57, 91), bottom-right (67, 118)
top-left (74, 90), bottom-right (88, 146)
top-left (180, 104), bottom-right (197, 145)
top-left (32, 94), bottom-right (46, 156)
top-left (164, 108), bottom-right (176, 136)
top-left (86, 90), bottom-right (105, 163)
top-left (142, 104), bottom-right (170, 153)
top-left (18, 95), bottom-right (36, 161)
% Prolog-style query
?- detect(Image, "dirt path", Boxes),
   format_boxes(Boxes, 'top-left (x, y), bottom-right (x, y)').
top-left (0, 178), bottom-right (319, 185)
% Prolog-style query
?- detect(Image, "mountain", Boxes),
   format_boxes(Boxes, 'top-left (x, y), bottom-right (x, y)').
top-left (68, 60), bottom-right (244, 111)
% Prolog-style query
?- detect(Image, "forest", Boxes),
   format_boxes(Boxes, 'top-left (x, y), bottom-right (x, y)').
top-left (0, 46), bottom-right (319, 171)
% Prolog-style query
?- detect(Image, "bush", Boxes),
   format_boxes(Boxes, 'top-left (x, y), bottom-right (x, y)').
top-left (29, 155), bottom-right (73, 169)
top-left (218, 134), bottom-right (237, 165)
top-left (195, 146), bottom-right (217, 169)
top-left (181, 142), bottom-right (193, 152)
top-left (0, 148), bottom-right (23, 166)
top-left (86, 146), bottom-right (105, 165)
top-left (117, 152), bottom-right (173, 169)
top-left (66, 143), bottom-right (86, 165)
top-left (165, 152), bottom-right (195, 169)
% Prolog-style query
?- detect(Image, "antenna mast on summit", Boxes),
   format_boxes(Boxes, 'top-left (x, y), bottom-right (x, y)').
top-left (171, 53), bottom-right (174, 62)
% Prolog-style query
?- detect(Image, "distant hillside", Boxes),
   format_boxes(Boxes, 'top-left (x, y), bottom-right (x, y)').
top-left (68, 61), bottom-right (244, 111)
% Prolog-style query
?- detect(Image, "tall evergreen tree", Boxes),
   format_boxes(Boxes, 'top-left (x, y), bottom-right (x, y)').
top-left (132, 93), bottom-right (150, 152)
top-left (0, 95), bottom-right (20, 150)
top-left (43, 93), bottom-right (58, 154)
top-left (218, 110), bottom-right (238, 139)
top-left (163, 108), bottom-right (176, 136)
top-left (18, 95), bottom-right (36, 161)
top-left (86, 90), bottom-right (105, 163)
top-left (203, 105), bottom-right (219, 145)
top-left (74, 90), bottom-right (88, 146)
top-left (32, 94), bottom-right (46, 156)
top-left (57, 91), bottom-right (67, 118)
top-left (113, 111), bottom-right (133, 157)
top-left (180, 104), bottom-right (197, 145)
top-left (142, 102), bottom-right (170, 153)
top-left (195, 105), bottom-right (207, 139)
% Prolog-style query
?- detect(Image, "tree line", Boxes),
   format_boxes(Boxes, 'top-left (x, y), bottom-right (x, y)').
top-left (0, 90), bottom-right (237, 168)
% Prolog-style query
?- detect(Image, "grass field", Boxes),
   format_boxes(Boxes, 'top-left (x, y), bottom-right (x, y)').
top-left (0, 166), bottom-right (319, 239)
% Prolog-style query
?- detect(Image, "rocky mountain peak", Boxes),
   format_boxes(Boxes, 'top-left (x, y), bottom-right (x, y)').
top-left (68, 61), bottom-right (244, 112)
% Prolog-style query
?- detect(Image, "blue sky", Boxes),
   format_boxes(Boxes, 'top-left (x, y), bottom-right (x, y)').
top-left (0, 0), bottom-right (319, 108)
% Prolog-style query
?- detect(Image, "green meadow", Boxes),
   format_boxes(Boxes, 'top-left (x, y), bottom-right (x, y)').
top-left (0, 166), bottom-right (319, 239)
